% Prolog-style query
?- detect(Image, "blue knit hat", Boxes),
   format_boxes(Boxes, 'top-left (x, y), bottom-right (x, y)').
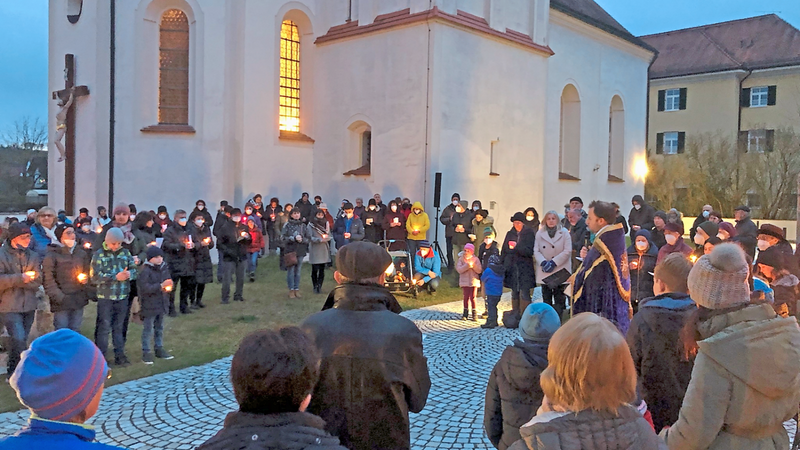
top-left (519, 303), bottom-right (561, 342)
top-left (10, 329), bottom-right (108, 420)
top-left (418, 240), bottom-right (431, 249)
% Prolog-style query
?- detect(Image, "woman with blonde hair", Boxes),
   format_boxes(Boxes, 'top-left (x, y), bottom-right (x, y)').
top-left (509, 313), bottom-right (666, 450)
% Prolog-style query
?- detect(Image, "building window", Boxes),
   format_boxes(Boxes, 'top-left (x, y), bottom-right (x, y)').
top-left (656, 131), bottom-right (685, 155)
top-left (558, 84), bottom-right (581, 180)
top-left (360, 129), bottom-right (371, 169)
top-left (750, 86), bottom-right (769, 107)
top-left (664, 89), bottom-right (680, 111)
top-left (490, 139), bottom-right (500, 176)
top-left (343, 121), bottom-right (372, 176)
top-left (663, 132), bottom-right (679, 154)
top-left (608, 96), bottom-right (625, 181)
top-left (158, 9), bottom-right (189, 125)
top-left (279, 20), bottom-right (300, 132)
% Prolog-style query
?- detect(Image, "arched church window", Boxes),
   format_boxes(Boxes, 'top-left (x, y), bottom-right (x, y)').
top-left (158, 9), bottom-right (189, 125)
top-left (280, 20), bottom-right (301, 132)
top-left (343, 121), bottom-right (372, 176)
top-left (608, 96), bottom-right (625, 182)
top-left (558, 84), bottom-right (581, 180)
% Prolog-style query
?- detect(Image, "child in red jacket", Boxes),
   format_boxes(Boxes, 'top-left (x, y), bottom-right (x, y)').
top-left (246, 217), bottom-right (264, 282)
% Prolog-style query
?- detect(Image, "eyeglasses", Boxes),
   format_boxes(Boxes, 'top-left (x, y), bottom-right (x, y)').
top-left (63, 229), bottom-right (76, 236)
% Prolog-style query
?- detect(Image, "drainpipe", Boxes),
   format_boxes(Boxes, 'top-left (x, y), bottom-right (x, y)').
top-left (108, 0), bottom-right (116, 207)
top-left (644, 51), bottom-right (658, 161)
top-left (346, 0), bottom-right (352, 22)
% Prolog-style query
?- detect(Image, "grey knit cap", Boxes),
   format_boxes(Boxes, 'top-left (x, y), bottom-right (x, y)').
top-left (687, 243), bottom-right (750, 310)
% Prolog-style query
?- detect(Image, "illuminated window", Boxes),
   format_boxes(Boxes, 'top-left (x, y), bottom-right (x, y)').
top-left (280, 20), bottom-right (300, 132)
top-left (158, 9), bottom-right (189, 125)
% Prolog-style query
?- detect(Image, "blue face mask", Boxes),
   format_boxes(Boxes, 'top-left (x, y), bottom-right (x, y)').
top-left (702, 210), bottom-right (710, 218)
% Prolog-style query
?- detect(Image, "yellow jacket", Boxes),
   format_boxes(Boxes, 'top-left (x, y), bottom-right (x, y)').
top-left (405, 202), bottom-right (430, 241)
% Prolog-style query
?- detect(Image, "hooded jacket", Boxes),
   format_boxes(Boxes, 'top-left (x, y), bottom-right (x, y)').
top-left (136, 261), bottom-right (171, 318)
top-left (301, 283), bottom-right (430, 450)
top-left (472, 215), bottom-right (497, 244)
top-left (661, 303), bottom-right (800, 450)
top-left (42, 244), bottom-right (93, 312)
top-left (628, 195), bottom-right (656, 239)
top-left (626, 230), bottom-right (659, 306)
top-left (196, 411), bottom-right (348, 450)
top-left (456, 251), bottom-right (482, 287)
top-left (626, 292), bottom-right (696, 431)
top-left (414, 248), bottom-right (442, 284)
top-left (405, 202), bottom-right (430, 241)
top-left (0, 242), bottom-right (42, 314)
top-left (485, 340), bottom-right (549, 450)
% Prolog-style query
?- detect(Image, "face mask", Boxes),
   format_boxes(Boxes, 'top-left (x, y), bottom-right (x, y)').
top-left (484, 238), bottom-right (493, 246)
top-left (665, 234), bottom-right (678, 246)
top-left (178, 218), bottom-right (188, 226)
top-left (197, 205), bottom-right (205, 210)
top-left (391, 205), bottom-right (398, 212)
top-left (757, 239), bottom-right (771, 252)
top-left (414, 210), bottom-right (421, 215)
top-left (346, 213), bottom-right (354, 219)
top-left (369, 206), bottom-right (376, 211)
top-left (635, 241), bottom-right (648, 251)
top-left (693, 234), bottom-right (706, 245)
top-left (717, 232), bottom-right (728, 240)
top-left (82, 225), bottom-right (91, 232)
top-left (452, 200), bottom-right (459, 206)
top-left (473, 206), bottom-right (479, 211)
top-left (526, 215), bottom-right (535, 221)
top-left (62, 238), bottom-right (76, 248)
top-left (232, 216), bottom-right (241, 223)
top-left (130, 215), bottom-right (135, 222)
top-left (634, 204), bottom-right (641, 211)
top-left (245, 209), bottom-right (253, 215)
top-left (702, 210), bottom-right (710, 218)
top-left (195, 219), bottom-right (204, 227)
top-left (158, 214), bottom-right (167, 220)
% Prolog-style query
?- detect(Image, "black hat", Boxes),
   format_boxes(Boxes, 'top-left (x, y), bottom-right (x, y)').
top-left (6, 223), bottom-right (31, 241)
top-left (97, 206), bottom-right (106, 212)
top-left (54, 224), bottom-right (74, 242)
top-left (511, 212), bottom-right (526, 223)
top-left (220, 200), bottom-right (229, 207)
top-left (734, 205), bottom-right (750, 213)
top-left (569, 196), bottom-right (583, 204)
top-left (157, 205), bottom-right (168, 213)
top-left (368, 199), bottom-right (377, 206)
top-left (146, 246), bottom-right (165, 261)
top-left (756, 246), bottom-right (786, 270)
top-left (343, 202), bottom-right (354, 210)
top-left (476, 209), bottom-right (489, 217)
top-left (451, 193), bottom-right (461, 201)
top-left (230, 208), bottom-right (242, 216)
top-left (79, 207), bottom-right (89, 214)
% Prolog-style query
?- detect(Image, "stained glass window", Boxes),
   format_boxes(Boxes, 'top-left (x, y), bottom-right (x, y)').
top-left (158, 9), bottom-right (189, 125)
top-left (280, 20), bottom-right (300, 132)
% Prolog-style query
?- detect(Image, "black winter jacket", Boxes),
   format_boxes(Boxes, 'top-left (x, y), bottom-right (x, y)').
top-left (502, 226), bottom-right (537, 292)
top-left (187, 223), bottom-right (215, 284)
top-left (452, 211), bottom-right (474, 246)
top-left (197, 411), bottom-right (348, 450)
top-left (440, 204), bottom-right (458, 238)
top-left (626, 292), bottom-right (696, 431)
top-left (626, 244), bottom-right (658, 310)
top-left (566, 219), bottom-right (589, 253)
top-left (137, 262), bottom-right (171, 318)
top-left (382, 210), bottom-right (407, 244)
top-left (362, 208), bottom-right (385, 243)
top-left (485, 340), bottom-right (549, 450)
top-left (218, 219), bottom-right (251, 262)
top-left (162, 224), bottom-right (195, 277)
top-left (188, 207), bottom-right (214, 228)
top-left (734, 216), bottom-right (758, 258)
top-left (42, 245), bottom-right (93, 312)
top-left (0, 243), bottom-right (42, 314)
top-left (628, 195), bottom-right (656, 239)
top-left (301, 283), bottom-right (430, 450)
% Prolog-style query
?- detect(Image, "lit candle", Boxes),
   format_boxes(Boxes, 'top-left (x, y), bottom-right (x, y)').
top-left (96, 226), bottom-right (103, 233)
top-left (165, 285), bottom-right (173, 292)
top-left (241, 232), bottom-right (247, 237)
top-left (77, 273), bottom-right (88, 282)
top-left (203, 237), bottom-right (211, 244)
top-left (149, 241), bottom-right (156, 247)
top-left (25, 271), bottom-right (36, 278)
top-left (322, 234), bottom-right (327, 239)
top-left (84, 242), bottom-right (92, 249)
top-left (690, 254), bottom-right (698, 263)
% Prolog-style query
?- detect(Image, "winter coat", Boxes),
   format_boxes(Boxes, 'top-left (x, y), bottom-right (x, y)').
top-left (95, 221), bottom-right (136, 254)
top-left (213, 210), bottom-right (227, 237)
top-left (534, 228), bottom-right (571, 285)
top-left (136, 261), bottom-right (171, 318)
top-left (626, 244), bottom-right (658, 307)
top-left (472, 216), bottom-right (496, 244)
top-left (281, 219), bottom-right (312, 259)
top-left (295, 199), bottom-right (315, 222)
top-left (456, 252), bottom-right (482, 287)
top-left (29, 223), bottom-right (57, 258)
top-left (90, 243), bottom-right (137, 301)
top-left (308, 222), bottom-right (332, 265)
top-left (661, 303), bottom-right (800, 450)
top-left (651, 227), bottom-right (667, 249)
top-left (733, 216), bottom-right (758, 258)
top-left (217, 219), bottom-right (251, 262)
top-left (264, 205), bottom-right (282, 226)
top-left (332, 215), bottom-right (365, 249)
top-left (186, 223), bottom-right (214, 284)
top-left (0, 417), bottom-right (125, 450)
top-left (301, 283), bottom-right (431, 450)
top-left (383, 209), bottom-right (407, 244)
top-left (42, 245), bottom-right (93, 313)
top-left (451, 211), bottom-right (474, 246)
top-left (0, 243), bottom-right (42, 314)
top-left (406, 202), bottom-right (430, 241)
top-left (153, 215), bottom-right (172, 238)
top-left (479, 241), bottom-right (501, 269)
top-left (510, 406), bottom-right (667, 450)
top-left (768, 272), bottom-right (799, 318)
top-left (196, 411), bottom-right (348, 450)
top-left (188, 207), bottom-right (214, 228)
top-left (245, 225), bottom-right (265, 253)
top-left (626, 292), bottom-right (696, 431)
top-left (481, 263), bottom-right (505, 297)
top-left (162, 224), bottom-right (196, 277)
top-left (502, 226), bottom-right (537, 292)
top-left (362, 208), bottom-right (385, 243)
top-left (656, 240), bottom-right (693, 264)
top-left (566, 219), bottom-right (589, 253)
top-left (485, 340), bottom-right (549, 450)
top-left (440, 203), bottom-right (458, 238)
top-left (689, 215), bottom-right (708, 242)
top-left (616, 214), bottom-right (630, 235)
top-left (628, 195), bottom-right (656, 239)
top-left (131, 227), bottom-right (158, 264)
top-left (414, 250), bottom-right (442, 283)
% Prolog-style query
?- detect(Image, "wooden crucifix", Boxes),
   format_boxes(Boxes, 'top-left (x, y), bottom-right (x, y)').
top-left (52, 54), bottom-right (89, 215)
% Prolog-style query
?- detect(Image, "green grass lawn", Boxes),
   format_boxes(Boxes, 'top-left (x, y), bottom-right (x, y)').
top-left (0, 256), bottom-right (464, 413)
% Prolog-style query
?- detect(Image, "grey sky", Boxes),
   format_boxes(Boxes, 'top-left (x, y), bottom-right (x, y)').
top-left (0, 1), bottom-right (798, 138)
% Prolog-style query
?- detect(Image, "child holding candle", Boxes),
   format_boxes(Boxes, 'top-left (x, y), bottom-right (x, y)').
top-left (42, 224), bottom-right (93, 332)
top-left (137, 246), bottom-right (174, 364)
top-left (456, 243), bottom-right (482, 321)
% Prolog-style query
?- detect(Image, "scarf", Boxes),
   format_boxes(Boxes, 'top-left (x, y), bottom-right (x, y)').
top-left (546, 226), bottom-right (557, 239)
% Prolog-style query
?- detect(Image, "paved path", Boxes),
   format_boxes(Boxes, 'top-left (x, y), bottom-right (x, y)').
top-left (1, 291), bottom-right (797, 449)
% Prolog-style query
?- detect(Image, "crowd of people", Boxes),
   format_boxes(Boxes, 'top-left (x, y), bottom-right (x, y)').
top-left (2, 190), bottom-right (800, 450)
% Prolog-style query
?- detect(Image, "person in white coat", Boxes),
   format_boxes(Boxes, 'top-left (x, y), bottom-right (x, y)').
top-left (534, 211), bottom-right (572, 320)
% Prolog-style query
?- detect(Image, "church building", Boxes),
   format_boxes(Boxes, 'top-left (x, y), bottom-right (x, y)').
top-left (49, 0), bottom-right (654, 228)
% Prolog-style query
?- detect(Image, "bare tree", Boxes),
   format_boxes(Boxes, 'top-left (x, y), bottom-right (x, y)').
top-left (2, 116), bottom-right (47, 151)
top-left (742, 129), bottom-right (800, 219)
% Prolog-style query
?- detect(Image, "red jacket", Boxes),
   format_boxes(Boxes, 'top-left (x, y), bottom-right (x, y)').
top-left (246, 227), bottom-right (264, 253)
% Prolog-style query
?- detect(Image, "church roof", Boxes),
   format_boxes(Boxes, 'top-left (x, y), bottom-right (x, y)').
top-left (550, 0), bottom-right (655, 53)
top-left (641, 14), bottom-right (800, 79)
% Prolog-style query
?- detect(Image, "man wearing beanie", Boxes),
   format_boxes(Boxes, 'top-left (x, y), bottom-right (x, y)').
top-left (302, 241), bottom-right (430, 450)
top-left (1, 329), bottom-right (122, 449)
top-left (91, 227), bottom-right (138, 367)
top-left (412, 240), bottom-right (442, 294)
top-left (662, 243), bottom-right (800, 449)
top-left (626, 253), bottom-right (695, 431)
top-left (0, 223), bottom-right (41, 381)
top-left (484, 303), bottom-right (559, 450)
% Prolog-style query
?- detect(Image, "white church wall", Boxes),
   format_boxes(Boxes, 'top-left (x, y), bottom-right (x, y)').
top-left (428, 22), bottom-right (549, 239)
top-left (544, 11), bottom-right (651, 214)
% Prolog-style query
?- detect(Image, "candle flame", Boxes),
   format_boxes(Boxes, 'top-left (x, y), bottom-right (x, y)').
top-left (77, 273), bottom-right (88, 282)
top-left (165, 285), bottom-right (173, 292)
top-left (25, 271), bottom-right (36, 277)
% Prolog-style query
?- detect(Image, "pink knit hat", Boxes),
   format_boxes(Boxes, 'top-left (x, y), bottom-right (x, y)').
top-left (464, 243), bottom-right (475, 252)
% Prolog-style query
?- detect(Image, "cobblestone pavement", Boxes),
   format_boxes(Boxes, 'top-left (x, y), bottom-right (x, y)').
top-left (1, 290), bottom-right (797, 449)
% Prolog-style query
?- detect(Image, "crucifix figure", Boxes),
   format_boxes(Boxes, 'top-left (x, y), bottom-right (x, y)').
top-left (51, 54), bottom-right (90, 214)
